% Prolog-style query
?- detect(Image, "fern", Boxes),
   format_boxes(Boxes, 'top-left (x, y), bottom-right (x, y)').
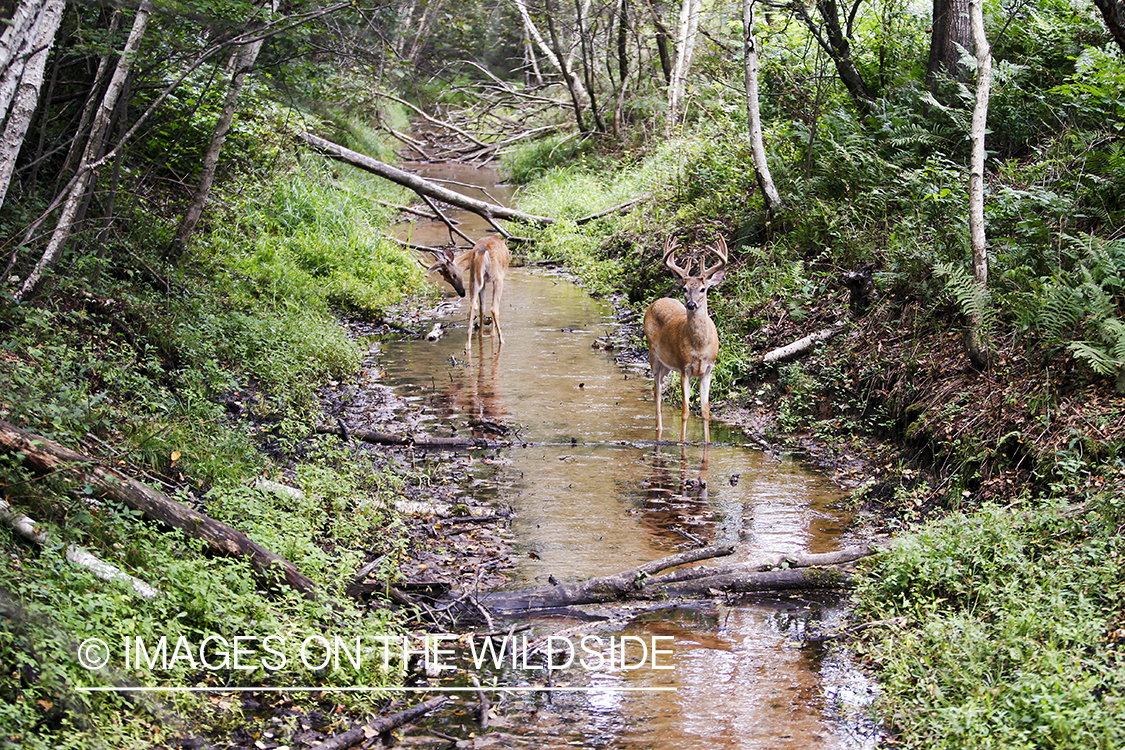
top-left (935, 260), bottom-right (997, 339)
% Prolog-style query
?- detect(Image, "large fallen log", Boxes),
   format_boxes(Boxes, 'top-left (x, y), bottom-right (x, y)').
top-left (479, 544), bottom-right (874, 614)
top-left (0, 419), bottom-right (320, 600)
top-left (296, 132), bottom-right (554, 227)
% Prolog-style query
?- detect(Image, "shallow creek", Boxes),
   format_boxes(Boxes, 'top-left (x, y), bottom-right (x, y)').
top-left (380, 163), bottom-right (877, 748)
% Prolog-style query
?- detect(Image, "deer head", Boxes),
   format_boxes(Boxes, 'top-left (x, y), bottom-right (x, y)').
top-left (424, 246), bottom-right (467, 297)
top-left (662, 236), bottom-right (727, 311)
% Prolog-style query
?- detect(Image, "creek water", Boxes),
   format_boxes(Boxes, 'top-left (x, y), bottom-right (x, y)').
top-left (382, 163), bottom-right (877, 748)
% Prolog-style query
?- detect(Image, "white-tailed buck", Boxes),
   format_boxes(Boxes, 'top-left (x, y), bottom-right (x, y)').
top-left (425, 235), bottom-right (510, 353)
top-left (644, 236), bottom-right (728, 443)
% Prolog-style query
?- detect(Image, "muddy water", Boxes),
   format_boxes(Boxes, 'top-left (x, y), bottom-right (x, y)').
top-left (384, 163), bottom-right (876, 748)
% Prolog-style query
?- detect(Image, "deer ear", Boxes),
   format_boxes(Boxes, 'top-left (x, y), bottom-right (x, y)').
top-left (706, 267), bottom-right (726, 286)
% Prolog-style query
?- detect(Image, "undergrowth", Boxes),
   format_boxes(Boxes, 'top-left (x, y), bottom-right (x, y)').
top-left (0, 135), bottom-right (428, 748)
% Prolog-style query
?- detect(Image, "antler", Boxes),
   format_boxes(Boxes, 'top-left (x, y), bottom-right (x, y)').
top-left (703, 237), bottom-right (728, 279)
top-left (662, 236), bottom-right (691, 279)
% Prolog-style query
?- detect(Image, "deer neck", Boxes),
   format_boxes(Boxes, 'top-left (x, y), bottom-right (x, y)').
top-left (681, 300), bottom-right (712, 342)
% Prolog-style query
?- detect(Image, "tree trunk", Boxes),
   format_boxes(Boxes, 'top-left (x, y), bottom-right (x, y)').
top-left (965, 0), bottom-right (991, 369)
top-left (792, 0), bottom-right (876, 113)
top-left (742, 0), bottom-right (782, 217)
top-left (169, 36), bottom-right (265, 259)
top-left (0, 0), bottom-right (65, 210)
top-left (665, 0), bottom-right (702, 134)
top-left (16, 1), bottom-right (152, 301)
top-left (309, 697), bottom-right (448, 750)
top-left (574, 0), bottom-right (605, 131)
top-left (926, 0), bottom-right (972, 93)
top-left (1091, 0), bottom-right (1125, 56)
top-left (0, 418), bottom-right (321, 600)
top-left (510, 0), bottom-right (590, 131)
top-left (645, 0), bottom-right (673, 84)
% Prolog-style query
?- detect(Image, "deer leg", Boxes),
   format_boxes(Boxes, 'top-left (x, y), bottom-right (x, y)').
top-left (490, 277), bottom-right (505, 350)
top-left (699, 369), bottom-right (714, 445)
top-left (465, 285), bottom-right (479, 353)
top-left (651, 359), bottom-right (667, 439)
top-left (680, 372), bottom-right (691, 443)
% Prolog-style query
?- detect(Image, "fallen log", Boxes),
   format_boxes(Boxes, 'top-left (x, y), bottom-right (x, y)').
top-left (0, 499), bottom-right (159, 598)
top-left (480, 545), bottom-right (735, 613)
top-left (309, 696), bottom-right (448, 750)
top-left (761, 321), bottom-right (848, 364)
top-left (652, 546), bottom-right (873, 585)
top-left (0, 419), bottom-right (320, 600)
top-left (314, 424), bottom-right (505, 450)
top-left (297, 132), bottom-right (554, 227)
top-left (479, 544), bottom-right (875, 614)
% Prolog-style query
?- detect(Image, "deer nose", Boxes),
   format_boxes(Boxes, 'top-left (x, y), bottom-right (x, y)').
top-left (686, 301), bottom-right (697, 311)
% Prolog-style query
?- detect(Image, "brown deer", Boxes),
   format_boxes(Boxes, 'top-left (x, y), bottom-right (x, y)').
top-left (425, 235), bottom-right (510, 353)
top-left (644, 236), bottom-right (728, 443)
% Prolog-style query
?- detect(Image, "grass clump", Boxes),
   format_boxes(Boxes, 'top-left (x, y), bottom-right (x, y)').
top-left (852, 492), bottom-right (1125, 749)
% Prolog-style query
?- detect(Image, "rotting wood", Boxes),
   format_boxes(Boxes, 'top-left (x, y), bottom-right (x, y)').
top-left (308, 696), bottom-right (448, 750)
top-left (478, 544), bottom-right (735, 613)
top-left (761, 321), bottom-right (848, 364)
top-left (0, 418), bottom-right (320, 600)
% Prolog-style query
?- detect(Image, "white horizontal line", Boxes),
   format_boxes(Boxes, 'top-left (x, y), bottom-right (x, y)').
top-left (76, 685), bottom-right (677, 693)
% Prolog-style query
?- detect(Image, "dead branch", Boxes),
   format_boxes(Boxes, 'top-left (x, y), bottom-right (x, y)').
top-left (314, 424), bottom-right (505, 450)
top-left (761, 321), bottom-right (848, 364)
top-left (478, 544), bottom-right (876, 614)
top-left (0, 498), bottom-right (159, 598)
top-left (309, 697), bottom-right (449, 750)
top-left (479, 545), bottom-right (735, 613)
top-left (576, 192), bottom-right (654, 224)
top-left (0, 418), bottom-right (320, 600)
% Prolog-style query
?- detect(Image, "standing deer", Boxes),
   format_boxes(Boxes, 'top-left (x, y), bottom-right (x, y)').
top-left (425, 235), bottom-right (510, 353)
top-left (644, 236), bottom-right (728, 443)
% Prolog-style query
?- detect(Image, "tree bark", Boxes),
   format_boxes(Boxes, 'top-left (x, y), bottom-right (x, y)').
top-left (0, 0), bottom-right (65, 210)
top-left (761, 321), bottom-right (847, 363)
top-left (793, 0), bottom-right (877, 113)
top-left (1, 498), bottom-right (160, 598)
top-left (965, 0), bottom-right (991, 369)
top-left (742, 0), bottom-right (783, 217)
top-left (0, 418), bottom-right (321, 600)
top-left (644, 0), bottom-right (674, 84)
top-left (510, 0), bottom-right (590, 125)
top-left (1091, 0), bottom-right (1125, 55)
top-left (665, 0), bottom-right (702, 134)
top-left (296, 131), bottom-right (554, 226)
top-left (169, 35), bottom-right (266, 259)
top-left (16, 1), bottom-right (152, 301)
top-left (926, 0), bottom-right (972, 93)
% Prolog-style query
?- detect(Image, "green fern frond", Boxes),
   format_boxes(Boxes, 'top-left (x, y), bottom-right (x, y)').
top-left (935, 260), bottom-right (996, 338)
top-left (1067, 340), bottom-right (1124, 378)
